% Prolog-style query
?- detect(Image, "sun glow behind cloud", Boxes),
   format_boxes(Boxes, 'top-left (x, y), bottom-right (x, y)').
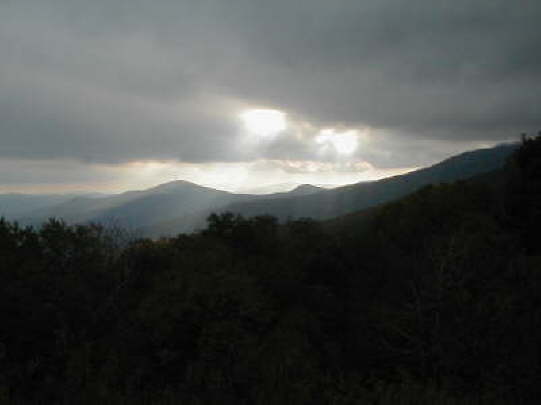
top-left (0, 104), bottom-right (418, 195)
top-left (240, 109), bottom-right (287, 137)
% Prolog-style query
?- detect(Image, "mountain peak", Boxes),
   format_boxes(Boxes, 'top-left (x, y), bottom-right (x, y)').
top-left (289, 184), bottom-right (323, 195)
top-left (149, 180), bottom-right (207, 192)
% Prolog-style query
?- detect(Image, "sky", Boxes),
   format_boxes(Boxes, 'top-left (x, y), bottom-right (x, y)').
top-left (1, 0), bottom-right (540, 194)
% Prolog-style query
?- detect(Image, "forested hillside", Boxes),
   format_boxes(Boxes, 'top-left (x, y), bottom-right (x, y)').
top-left (0, 136), bottom-right (539, 404)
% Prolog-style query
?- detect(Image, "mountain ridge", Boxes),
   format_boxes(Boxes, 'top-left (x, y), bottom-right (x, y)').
top-left (212, 142), bottom-right (518, 224)
top-left (4, 142), bottom-right (519, 236)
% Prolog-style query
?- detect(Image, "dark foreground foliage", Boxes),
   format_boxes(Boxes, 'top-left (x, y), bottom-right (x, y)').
top-left (1, 136), bottom-right (540, 404)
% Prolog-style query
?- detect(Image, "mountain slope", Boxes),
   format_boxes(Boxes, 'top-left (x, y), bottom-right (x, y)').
top-left (22, 181), bottom-right (246, 229)
top-left (217, 143), bottom-right (518, 223)
top-left (138, 184), bottom-right (324, 236)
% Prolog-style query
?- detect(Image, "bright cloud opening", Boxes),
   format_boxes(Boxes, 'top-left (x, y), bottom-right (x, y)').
top-left (315, 129), bottom-right (359, 155)
top-left (240, 109), bottom-right (287, 137)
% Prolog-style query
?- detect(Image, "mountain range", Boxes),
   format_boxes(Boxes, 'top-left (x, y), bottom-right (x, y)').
top-left (1, 143), bottom-right (517, 237)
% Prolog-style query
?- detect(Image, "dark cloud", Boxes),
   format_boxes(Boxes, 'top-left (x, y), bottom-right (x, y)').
top-left (1, 0), bottom-right (540, 168)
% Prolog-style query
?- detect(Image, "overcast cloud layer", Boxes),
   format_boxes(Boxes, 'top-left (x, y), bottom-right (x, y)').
top-left (1, 0), bottom-right (540, 191)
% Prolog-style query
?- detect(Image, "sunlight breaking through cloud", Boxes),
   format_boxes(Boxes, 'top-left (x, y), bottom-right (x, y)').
top-left (240, 109), bottom-right (287, 137)
top-left (315, 129), bottom-right (360, 155)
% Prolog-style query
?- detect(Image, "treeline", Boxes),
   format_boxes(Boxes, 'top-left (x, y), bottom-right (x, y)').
top-left (0, 135), bottom-right (540, 404)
